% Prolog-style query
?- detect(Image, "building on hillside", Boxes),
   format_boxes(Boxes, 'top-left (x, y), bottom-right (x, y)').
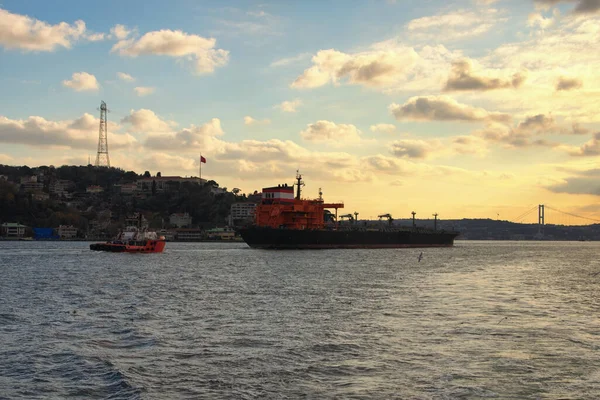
top-left (32, 192), bottom-right (50, 201)
top-left (157, 229), bottom-right (176, 241)
top-left (58, 225), bottom-right (78, 239)
top-left (136, 176), bottom-right (206, 192)
top-left (206, 227), bottom-right (236, 240)
top-left (1, 223), bottom-right (28, 238)
top-left (125, 213), bottom-right (148, 229)
top-left (169, 213), bottom-right (192, 228)
top-left (114, 183), bottom-right (137, 194)
top-left (50, 180), bottom-right (74, 197)
top-left (229, 202), bottom-right (256, 226)
top-left (20, 175), bottom-right (38, 184)
top-left (0, 175), bottom-right (7, 181)
top-left (86, 185), bottom-right (104, 194)
top-left (175, 228), bottom-right (204, 241)
top-left (20, 175), bottom-right (43, 192)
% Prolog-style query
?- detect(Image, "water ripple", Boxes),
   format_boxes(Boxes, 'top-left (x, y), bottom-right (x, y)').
top-left (1, 241), bottom-right (600, 398)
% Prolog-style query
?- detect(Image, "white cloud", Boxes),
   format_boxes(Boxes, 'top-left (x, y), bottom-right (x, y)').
top-left (62, 72), bottom-right (99, 92)
top-left (390, 139), bottom-right (440, 159)
top-left (292, 48), bottom-right (419, 89)
top-left (405, 8), bottom-right (505, 42)
top-left (244, 116), bottom-right (271, 126)
top-left (275, 99), bottom-right (302, 112)
top-left (121, 109), bottom-right (177, 133)
top-left (270, 53), bottom-right (311, 67)
top-left (0, 7), bottom-right (86, 51)
top-left (389, 96), bottom-right (511, 123)
top-left (300, 120), bottom-right (363, 146)
top-left (291, 43), bottom-right (462, 92)
top-left (86, 32), bottom-right (105, 42)
top-left (527, 12), bottom-right (556, 29)
top-left (444, 58), bottom-right (528, 91)
top-left (112, 29), bottom-right (229, 74)
top-left (117, 72), bottom-right (135, 82)
top-left (370, 123), bottom-right (397, 134)
top-left (134, 86), bottom-right (155, 96)
top-left (0, 113), bottom-right (136, 149)
top-left (110, 24), bottom-right (131, 40)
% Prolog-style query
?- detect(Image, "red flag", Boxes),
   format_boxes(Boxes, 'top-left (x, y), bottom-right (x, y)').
top-left (200, 156), bottom-right (206, 163)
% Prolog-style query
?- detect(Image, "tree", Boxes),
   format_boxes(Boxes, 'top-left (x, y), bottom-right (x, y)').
top-left (144, 171), bottom-right (151, 178)
top-left (156, 171), bottom-right (161, 177)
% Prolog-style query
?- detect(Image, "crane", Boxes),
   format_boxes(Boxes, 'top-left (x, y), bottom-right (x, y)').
top-left (339, 214), bottom-right (354, 223)
top-left (378, 213), bottom-right (394, 227)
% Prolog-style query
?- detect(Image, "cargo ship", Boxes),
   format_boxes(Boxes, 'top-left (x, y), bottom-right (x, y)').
top-left (238, 172), bottom-right (459, 249)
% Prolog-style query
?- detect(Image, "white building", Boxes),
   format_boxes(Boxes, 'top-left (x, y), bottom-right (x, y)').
top-left (170, 213), bottom-right (192, 228)
top-left (1, 223), bottom-right (28, 238)
top-left (86, 185), bottom-right (104, 194)
top-left (50, 180), bottom-right (74, 196)
top-left (136, 176), bottom-right (205, 192)
top-left (229, 202), bottom-right (256, 225)
top-left (20, 176), bottom-right (43, 192)
top-left (115, 183), bottom-right (137, 194)
top-left (58, 225), bottom-right (78, 239)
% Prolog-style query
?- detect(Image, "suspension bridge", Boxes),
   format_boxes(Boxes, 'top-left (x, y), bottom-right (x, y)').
top-left (509, 205), bottom-right (600, 226)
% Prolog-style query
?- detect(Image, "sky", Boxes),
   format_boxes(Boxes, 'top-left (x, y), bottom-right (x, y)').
top-left (1, 0), bottom-right (600, 222)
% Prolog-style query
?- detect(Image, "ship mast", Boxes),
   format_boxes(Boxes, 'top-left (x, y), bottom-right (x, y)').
top-left (295, 170), bottom-right (304, 200)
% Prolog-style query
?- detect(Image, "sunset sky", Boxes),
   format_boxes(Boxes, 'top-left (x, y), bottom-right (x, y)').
top-left (1, 0), bottom-right (600, 222)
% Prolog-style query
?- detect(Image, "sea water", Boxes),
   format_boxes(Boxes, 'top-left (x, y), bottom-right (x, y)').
top-left (1, 241), bottom-right (599, 399)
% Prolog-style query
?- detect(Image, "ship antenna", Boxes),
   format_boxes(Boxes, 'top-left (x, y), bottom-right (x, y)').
top-left (318, 188), bottom-right (323, 202)
top-left (295, 170), bottom-right (304, 200)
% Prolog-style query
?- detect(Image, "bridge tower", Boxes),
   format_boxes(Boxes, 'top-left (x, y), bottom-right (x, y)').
top-left (538, 204), bottom-right (545, 226)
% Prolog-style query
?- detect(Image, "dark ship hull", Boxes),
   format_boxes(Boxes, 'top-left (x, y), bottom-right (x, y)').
top-left (238, 226), bottom-right (459, 249)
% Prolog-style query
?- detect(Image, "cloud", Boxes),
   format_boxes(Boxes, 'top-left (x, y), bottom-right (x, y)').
top-left (121, 109), bottom-right (177, 133)
top-left (86, 32), bottom-right (105, 42)
top-left (145, 118), bottom-right (224, 150)
top-left (134, 86), bottom-right (155, 96)
top-left (444, 59), bottom-right (527, 91)
top-left (390, 139), bottom-right (439, 159)
top-left (0, 7), bottom-right (86, 51)
top-left (370, 123), bottom-right (397, 134)
top-left (474, 115), bottom-right (566, 147)
top-left (534, 0), bottom-right (600, 14)
top-left (275, 99), bottom-right (302, 113)
top-left (110, 24), bottom-right (131, 40)
top-left (0, 114), bottom-right (136, 150)
top-left (300, 120), bottom-right (363, 146)
top-left (244, 116), bottom-right (271, 126)
top-left (405, 8), bottom-right (505, 42)
top-left (270, 53), bottom-right (311, 67)
top-left (389, 96), bottom-right (511, 123)
top-left (451, 135), bottom-right (489, 156)
top-left (562, 132), bottom-right (600, 156)
top-left (112, 28), bottom-right (229, 74)
top-left (556, 76), bottom-right (582, 91)
top-left (62, 72), bottom-right (99, 92)
top-left (291, 47), bottom-right (420, 89)
top-left (117, 72), bottom-right (135, 82)
top-left (527, 12), bottom-right (556, 29)
top-left (548, 168), bottom-right (600, 195)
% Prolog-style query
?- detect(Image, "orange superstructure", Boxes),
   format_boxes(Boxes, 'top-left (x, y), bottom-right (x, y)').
top-left (254, 172), bottom-right (343, 230)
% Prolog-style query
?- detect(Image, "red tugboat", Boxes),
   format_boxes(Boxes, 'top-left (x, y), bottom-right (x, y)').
top-left (237, 172), bottom-right (459, 249)
top-left (90, 226), bottom-right (166, 253)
